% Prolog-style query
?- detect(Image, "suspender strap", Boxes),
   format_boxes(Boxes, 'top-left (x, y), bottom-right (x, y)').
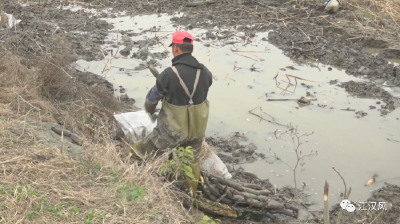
top-left (171, 66), bottom-right (201, 105)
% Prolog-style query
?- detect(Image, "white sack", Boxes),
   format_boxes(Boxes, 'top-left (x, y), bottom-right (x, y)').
top-left (200, 150), bottom-right (232, 179)
top-left (114, 111), bottom-right (232, 179)
top-left (114, 111), bottom-right (157, 144)
top-left (0, 13), bottom-right (20, 29)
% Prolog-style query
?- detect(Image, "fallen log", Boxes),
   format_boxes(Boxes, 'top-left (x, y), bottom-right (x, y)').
top-left (239, 191), bottom-right (259, 200)
top-left (243, 183), bottom-right (263, 190)
top-left (247, 199), bottom-right (268, 208)
top-left (51, 126), bottom-right (83, 145)
top-left (195, 197), bottom-right (266, 221)
top-left (51, 126), bottom-right (71, 137)
top-left (198, 172), bottom-right (293, 220)
top-left (216, 187), bottom-right (229, 203)
top-left (265, 199), bottom-right (285, 210)
top-left (202, 185), bottom-right (218, 201)
top-left (243, 186), bottom-right (271, 196)
top-left (269, 209), bottom-right (294, 217)
top-left (204, 176), bottom-right (221, 198)
top-left (210, 174), bottom-right (244, 191)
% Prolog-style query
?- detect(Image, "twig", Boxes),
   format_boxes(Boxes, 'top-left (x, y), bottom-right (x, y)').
top-left (248, 107), bottom-right (288, 127)
top-left (233, 53), bottom-right (258, 61)
top-left (15, 93), bottom-right (40, 111)
top-left (233, 65), bottom-right (242, 72)
top-left (324, 180), bottom-right (329, 224)
top-left (347, 187), bottom-right (352, 199)
top-left (155, 35), bottom-right (169, 52)
top-left (231, 48), bottom-right (267, 53)
top-left (387, 138), bottom-right (399, 143)
top-left (296, 26), bottom-right (310, 40)
top-left (370, 210), bottom-right (384, 224)
top-left (267, 98), bottom-right (317, 101)
top-left (341, 108), bottom-right (355, 111)
top-left (33, 57), bottom-right (74, 79)
top-left (278, 74), bottom-right (319, 83)
top-left (332, 167), bottom-right (348, 199)
top-left (0, 156), bottom-right (21, 165)
top-left (333, 166), bottom-right (348, 224)
top-left (18, 108), bottom-right (34, 140)
top-left (60, 131), bottom-right (64, 154)
top-left (186, 0), bottom-right (215, 7)
top-left (224, 73), bottom-right (229, 80)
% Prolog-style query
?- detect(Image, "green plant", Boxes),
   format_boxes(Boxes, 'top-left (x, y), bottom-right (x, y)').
top-left (0, 185), bottom-right (13, 195)
top-left (69, 205), bottom-right (80, 214)
top-left (160, 146), bottom-right (197, 181)
top-left (109, 167), bottom-right (122, 185)
top-left (85, 211), bottom-right (95, 223)
top-left (46, 202), bottom-right (64, 216)
top-left (147, 210), bottom-right (160, 222)
top-left (92, 165), bottom-right (101, 174)
top-left (118, 183), bottom-right (145, 202)
top-left (0, 184), bottom-right (40, 199)
top-left (26, 211), bottom-right (40, 220)
top-left (81, 114), bottom-right (88, 122)
top-left (197, 215), bottom-right (221, 224)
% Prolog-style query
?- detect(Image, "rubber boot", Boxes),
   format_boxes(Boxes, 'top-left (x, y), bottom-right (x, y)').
top-left (184, 158), bottom-right (201, 195)
top-left (131, 139), bottom-right (144, 160)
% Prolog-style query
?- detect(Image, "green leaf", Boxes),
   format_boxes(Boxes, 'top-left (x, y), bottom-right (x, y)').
top-left (185, 172), bottom-right (195, 180)
top-left (181, 157), bottom-right (189, 163)
top-left (105, 213), bottom-right (111, 218)
top-left (203, 215), bottom-right (211, 221)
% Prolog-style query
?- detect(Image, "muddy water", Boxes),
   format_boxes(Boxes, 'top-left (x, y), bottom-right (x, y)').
top-left (363, 47), bottom-right (400, 66)
top-left (76, 14), bottom-right (400, 210)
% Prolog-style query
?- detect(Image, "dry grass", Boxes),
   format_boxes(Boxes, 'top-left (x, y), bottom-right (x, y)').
top-left (0, 141), bottom-right (194, 223)
top-left (343, 0), bottom-right (400, 25)
top-left (0, 41), bottom-right (198, 223)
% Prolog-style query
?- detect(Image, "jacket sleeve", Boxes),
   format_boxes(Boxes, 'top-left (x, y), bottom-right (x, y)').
top-left (206, 67), bottom-right (213, 87)
top-left (146, 85), bottom-right (161, 105)
top-left (155, 68), bottom-right (169, 97)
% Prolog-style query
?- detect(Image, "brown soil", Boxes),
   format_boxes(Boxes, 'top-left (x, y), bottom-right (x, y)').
top-left (1, 0), bottom-right (400, 223)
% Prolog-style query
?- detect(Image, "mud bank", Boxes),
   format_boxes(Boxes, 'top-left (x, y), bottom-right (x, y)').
top-left (3, 0), bottom-right (399, 113)
top-left (2, 0), bottom-right (400, 223)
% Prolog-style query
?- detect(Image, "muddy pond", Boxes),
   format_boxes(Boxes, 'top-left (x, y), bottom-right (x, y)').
top-left (74, 12), bottom-right (400, 211)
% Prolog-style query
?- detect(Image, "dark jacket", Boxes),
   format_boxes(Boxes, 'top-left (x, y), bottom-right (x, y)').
top-left (147, 53), bottom-right (213, 106)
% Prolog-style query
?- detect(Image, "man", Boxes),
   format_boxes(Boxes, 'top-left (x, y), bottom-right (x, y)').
top-left (132, 31), bottom-right (213, 193)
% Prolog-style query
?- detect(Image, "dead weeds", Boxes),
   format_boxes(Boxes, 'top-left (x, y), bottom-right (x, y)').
top-left (0, 39), bottom-right (196, 223)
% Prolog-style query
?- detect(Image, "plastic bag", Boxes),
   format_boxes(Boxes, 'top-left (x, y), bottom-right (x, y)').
top-left (200, 150), bottom-right (232, 179)
top-left (114, 111), bottom-right (157, 144)
top-left (114, 111), bottom-right (232, 179)
top-left (0, 13), bottom-right (20, 29)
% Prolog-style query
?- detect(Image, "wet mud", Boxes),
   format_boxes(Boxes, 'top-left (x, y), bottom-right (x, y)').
top-left (340, 81), bottom-right (400, 116)
top-left (327, 183), bottom-right (400, 224)
top-left (206, 133), bottom-right (263, 165)
top-left (2, 0), bottom-right (400, 223)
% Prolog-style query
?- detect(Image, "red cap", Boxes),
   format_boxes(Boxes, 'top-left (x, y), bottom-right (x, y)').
top-left (169, 31), bottom-right (193, 47)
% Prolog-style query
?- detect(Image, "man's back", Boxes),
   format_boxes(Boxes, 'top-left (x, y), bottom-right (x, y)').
top-left (156, 53), bottom-right (213, 106)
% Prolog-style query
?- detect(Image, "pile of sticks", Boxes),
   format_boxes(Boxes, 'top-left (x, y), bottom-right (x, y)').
top-left (197, 172), bottom-right (298, 220)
